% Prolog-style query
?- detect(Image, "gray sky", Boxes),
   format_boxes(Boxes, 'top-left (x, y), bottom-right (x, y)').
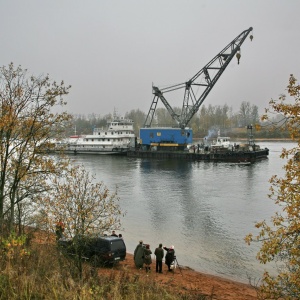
top-left (1, 0), bottom-right (299, 117)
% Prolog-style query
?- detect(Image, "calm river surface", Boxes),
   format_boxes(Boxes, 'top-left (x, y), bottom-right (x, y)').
top-left (68, 141), bottom-right (295, 283)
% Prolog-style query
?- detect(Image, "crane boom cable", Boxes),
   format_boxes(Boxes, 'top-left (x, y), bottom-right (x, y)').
top-left (144, 27), bottom-right (253, 128)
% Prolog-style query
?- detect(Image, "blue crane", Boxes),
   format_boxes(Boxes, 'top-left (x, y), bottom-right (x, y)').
top-left (140, 27), bottom-right (253, 149)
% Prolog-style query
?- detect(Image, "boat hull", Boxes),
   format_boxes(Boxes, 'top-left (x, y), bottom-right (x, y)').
top-left (127, 148), bottom-right (269, 163)
top-left (60, 148), bottom-right (129, 156)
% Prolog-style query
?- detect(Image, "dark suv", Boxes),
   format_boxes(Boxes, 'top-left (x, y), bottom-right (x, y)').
top-left (59, 235), bottom-right (126, 266)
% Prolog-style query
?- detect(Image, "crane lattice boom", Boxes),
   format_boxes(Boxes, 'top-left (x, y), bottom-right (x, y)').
top-left (144, 27), bottom-right (253, 129)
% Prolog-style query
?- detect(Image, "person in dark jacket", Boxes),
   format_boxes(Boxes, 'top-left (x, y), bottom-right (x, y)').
top-left (111, 230), bottom-right (118, 237)
top-left (154, 243), bottom-right (164, 273)
top-left (134, 240), bottom-right (144, 269)
top-left (143, 244), bottom-right (152, 272)
top-left (163, 245), bottom-right (175, 272)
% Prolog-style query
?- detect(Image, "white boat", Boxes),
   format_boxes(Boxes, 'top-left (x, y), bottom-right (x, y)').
top-left (211, 136), bottom-right (233, 149)
top-left (56, 115), bottom-right (136, 155)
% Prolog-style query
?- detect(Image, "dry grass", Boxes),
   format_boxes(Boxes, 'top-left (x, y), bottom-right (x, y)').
top-left (0, 235), bottom-right (210, 300)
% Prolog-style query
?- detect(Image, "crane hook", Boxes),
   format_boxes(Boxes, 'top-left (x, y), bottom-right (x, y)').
top-left (236, 52), bottom-right (241, 64)
top-left (250, 34), bottom-right (253, 41)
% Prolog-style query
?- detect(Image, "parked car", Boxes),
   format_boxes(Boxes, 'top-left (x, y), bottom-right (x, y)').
top-left (58, 235), bottom-right (126, 266)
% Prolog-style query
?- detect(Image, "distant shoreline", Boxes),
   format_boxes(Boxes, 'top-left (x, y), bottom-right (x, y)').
top-left (194, 138), bottom-right (293, 142)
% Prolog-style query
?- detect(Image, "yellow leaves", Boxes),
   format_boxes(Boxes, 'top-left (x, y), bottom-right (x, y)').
top-left (41, 164), bottom-right (125, 239)
top-left (1, 233), bottom-right (30, 260)
top-left (255, 220), bottom-right (266, 229)
top-left (254, 123), bottom-right (261, 131)
top-left (244, 233), bottom-right (253, 245)
top-left (245, 75), bottom-right (300, 297)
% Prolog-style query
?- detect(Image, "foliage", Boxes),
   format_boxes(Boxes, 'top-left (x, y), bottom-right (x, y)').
top-left (39, 164), bottom-right (124, 238)
top-left (36, 164), bottom-right (124, 278)
top-left (0, 232), bottom-right (30, 262)
top-left (245, 74), bottom-right (300, 299)
top-left (0, 240), bottom-right (202, 300)
top-left (0, 63), bottom-right (72, 233)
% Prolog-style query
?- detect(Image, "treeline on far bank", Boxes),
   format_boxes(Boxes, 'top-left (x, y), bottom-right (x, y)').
top-left (64, 101), bottom-right (289, 140)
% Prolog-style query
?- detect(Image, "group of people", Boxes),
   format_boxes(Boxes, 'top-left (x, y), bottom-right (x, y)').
top-left (110, 230), bottom-right (123, 238)
top-left (134, 240), bottom-right (175, 273)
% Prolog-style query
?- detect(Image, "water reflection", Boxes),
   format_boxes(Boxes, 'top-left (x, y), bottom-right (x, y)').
top-left (68, 142), bottom-right (295, 283)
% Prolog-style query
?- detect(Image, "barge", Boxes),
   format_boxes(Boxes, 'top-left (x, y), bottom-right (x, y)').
top-left (129, 125), bottom-right (269, 163)
top-left (127, 144), bottom-right (269, 163)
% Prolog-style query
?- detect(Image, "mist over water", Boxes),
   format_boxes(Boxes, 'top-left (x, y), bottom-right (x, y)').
top-left (69, 141), bottom-right (294, 283)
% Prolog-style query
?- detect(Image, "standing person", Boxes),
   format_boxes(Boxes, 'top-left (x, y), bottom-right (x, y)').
top-left (111, 230), bottom-right (118, 237)
top-left (154, 243), bottom-right (164, 273)
top-left (163, 245), bottom-right (175, 272)
top-left (134, 240), bottom-right (144, 269)
top-left (143, 244), bottom-right (152, 272)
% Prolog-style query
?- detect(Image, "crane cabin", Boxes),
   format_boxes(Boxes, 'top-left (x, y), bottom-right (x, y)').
top-left (139, 127), bottom-right (193, 151)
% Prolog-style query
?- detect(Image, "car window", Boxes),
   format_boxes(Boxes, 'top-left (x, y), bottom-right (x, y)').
top-left (110, 240), bottom-right (125, 251)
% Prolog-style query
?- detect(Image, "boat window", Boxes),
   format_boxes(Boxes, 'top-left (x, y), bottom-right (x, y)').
top-left (92, 139), bottom-right (94, 142)
top-left (105, 132), bottom-right (107, 135)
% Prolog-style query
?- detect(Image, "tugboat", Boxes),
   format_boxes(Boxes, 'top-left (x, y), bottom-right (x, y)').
top-left (196, 125), bottom-right (269, 163)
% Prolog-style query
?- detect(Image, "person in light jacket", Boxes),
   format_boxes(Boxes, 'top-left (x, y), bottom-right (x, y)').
top-left (143, 244), bottom-right (152, 272)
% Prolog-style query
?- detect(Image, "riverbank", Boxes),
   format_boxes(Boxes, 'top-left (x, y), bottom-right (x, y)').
top-left (31, 229), bottom-right (258, 299)
top-left (105, 253), bottom-right (258, 300)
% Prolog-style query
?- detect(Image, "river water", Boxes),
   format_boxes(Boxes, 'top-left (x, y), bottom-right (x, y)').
top-left (68, 141), bottom-right (294, 283)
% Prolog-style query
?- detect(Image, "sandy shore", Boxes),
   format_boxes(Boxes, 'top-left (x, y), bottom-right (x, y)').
top-left (99, 253), bottom-right (258, 300)
top-left (32, 230), bottom-right (259, 299)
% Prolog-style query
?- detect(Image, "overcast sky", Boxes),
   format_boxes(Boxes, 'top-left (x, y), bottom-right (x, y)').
top-left (1, 0), bottom-right (299, 117)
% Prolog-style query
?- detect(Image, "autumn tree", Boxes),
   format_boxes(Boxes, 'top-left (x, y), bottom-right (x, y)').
top-left (0, 63), bottom-right (71, 233)
top-left (245, 74), bottom-right (300, 299)
top-left (40, 164), bottom-right (123, 237)
top-left (37, 164), bottom-right (124, 277)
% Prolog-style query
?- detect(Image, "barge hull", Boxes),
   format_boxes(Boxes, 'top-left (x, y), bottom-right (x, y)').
top-left (127, 148), bottom-right (269, 163)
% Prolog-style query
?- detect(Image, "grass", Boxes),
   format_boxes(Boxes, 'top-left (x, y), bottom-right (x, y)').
top-left (0, 237), bottom-right (210, 300)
